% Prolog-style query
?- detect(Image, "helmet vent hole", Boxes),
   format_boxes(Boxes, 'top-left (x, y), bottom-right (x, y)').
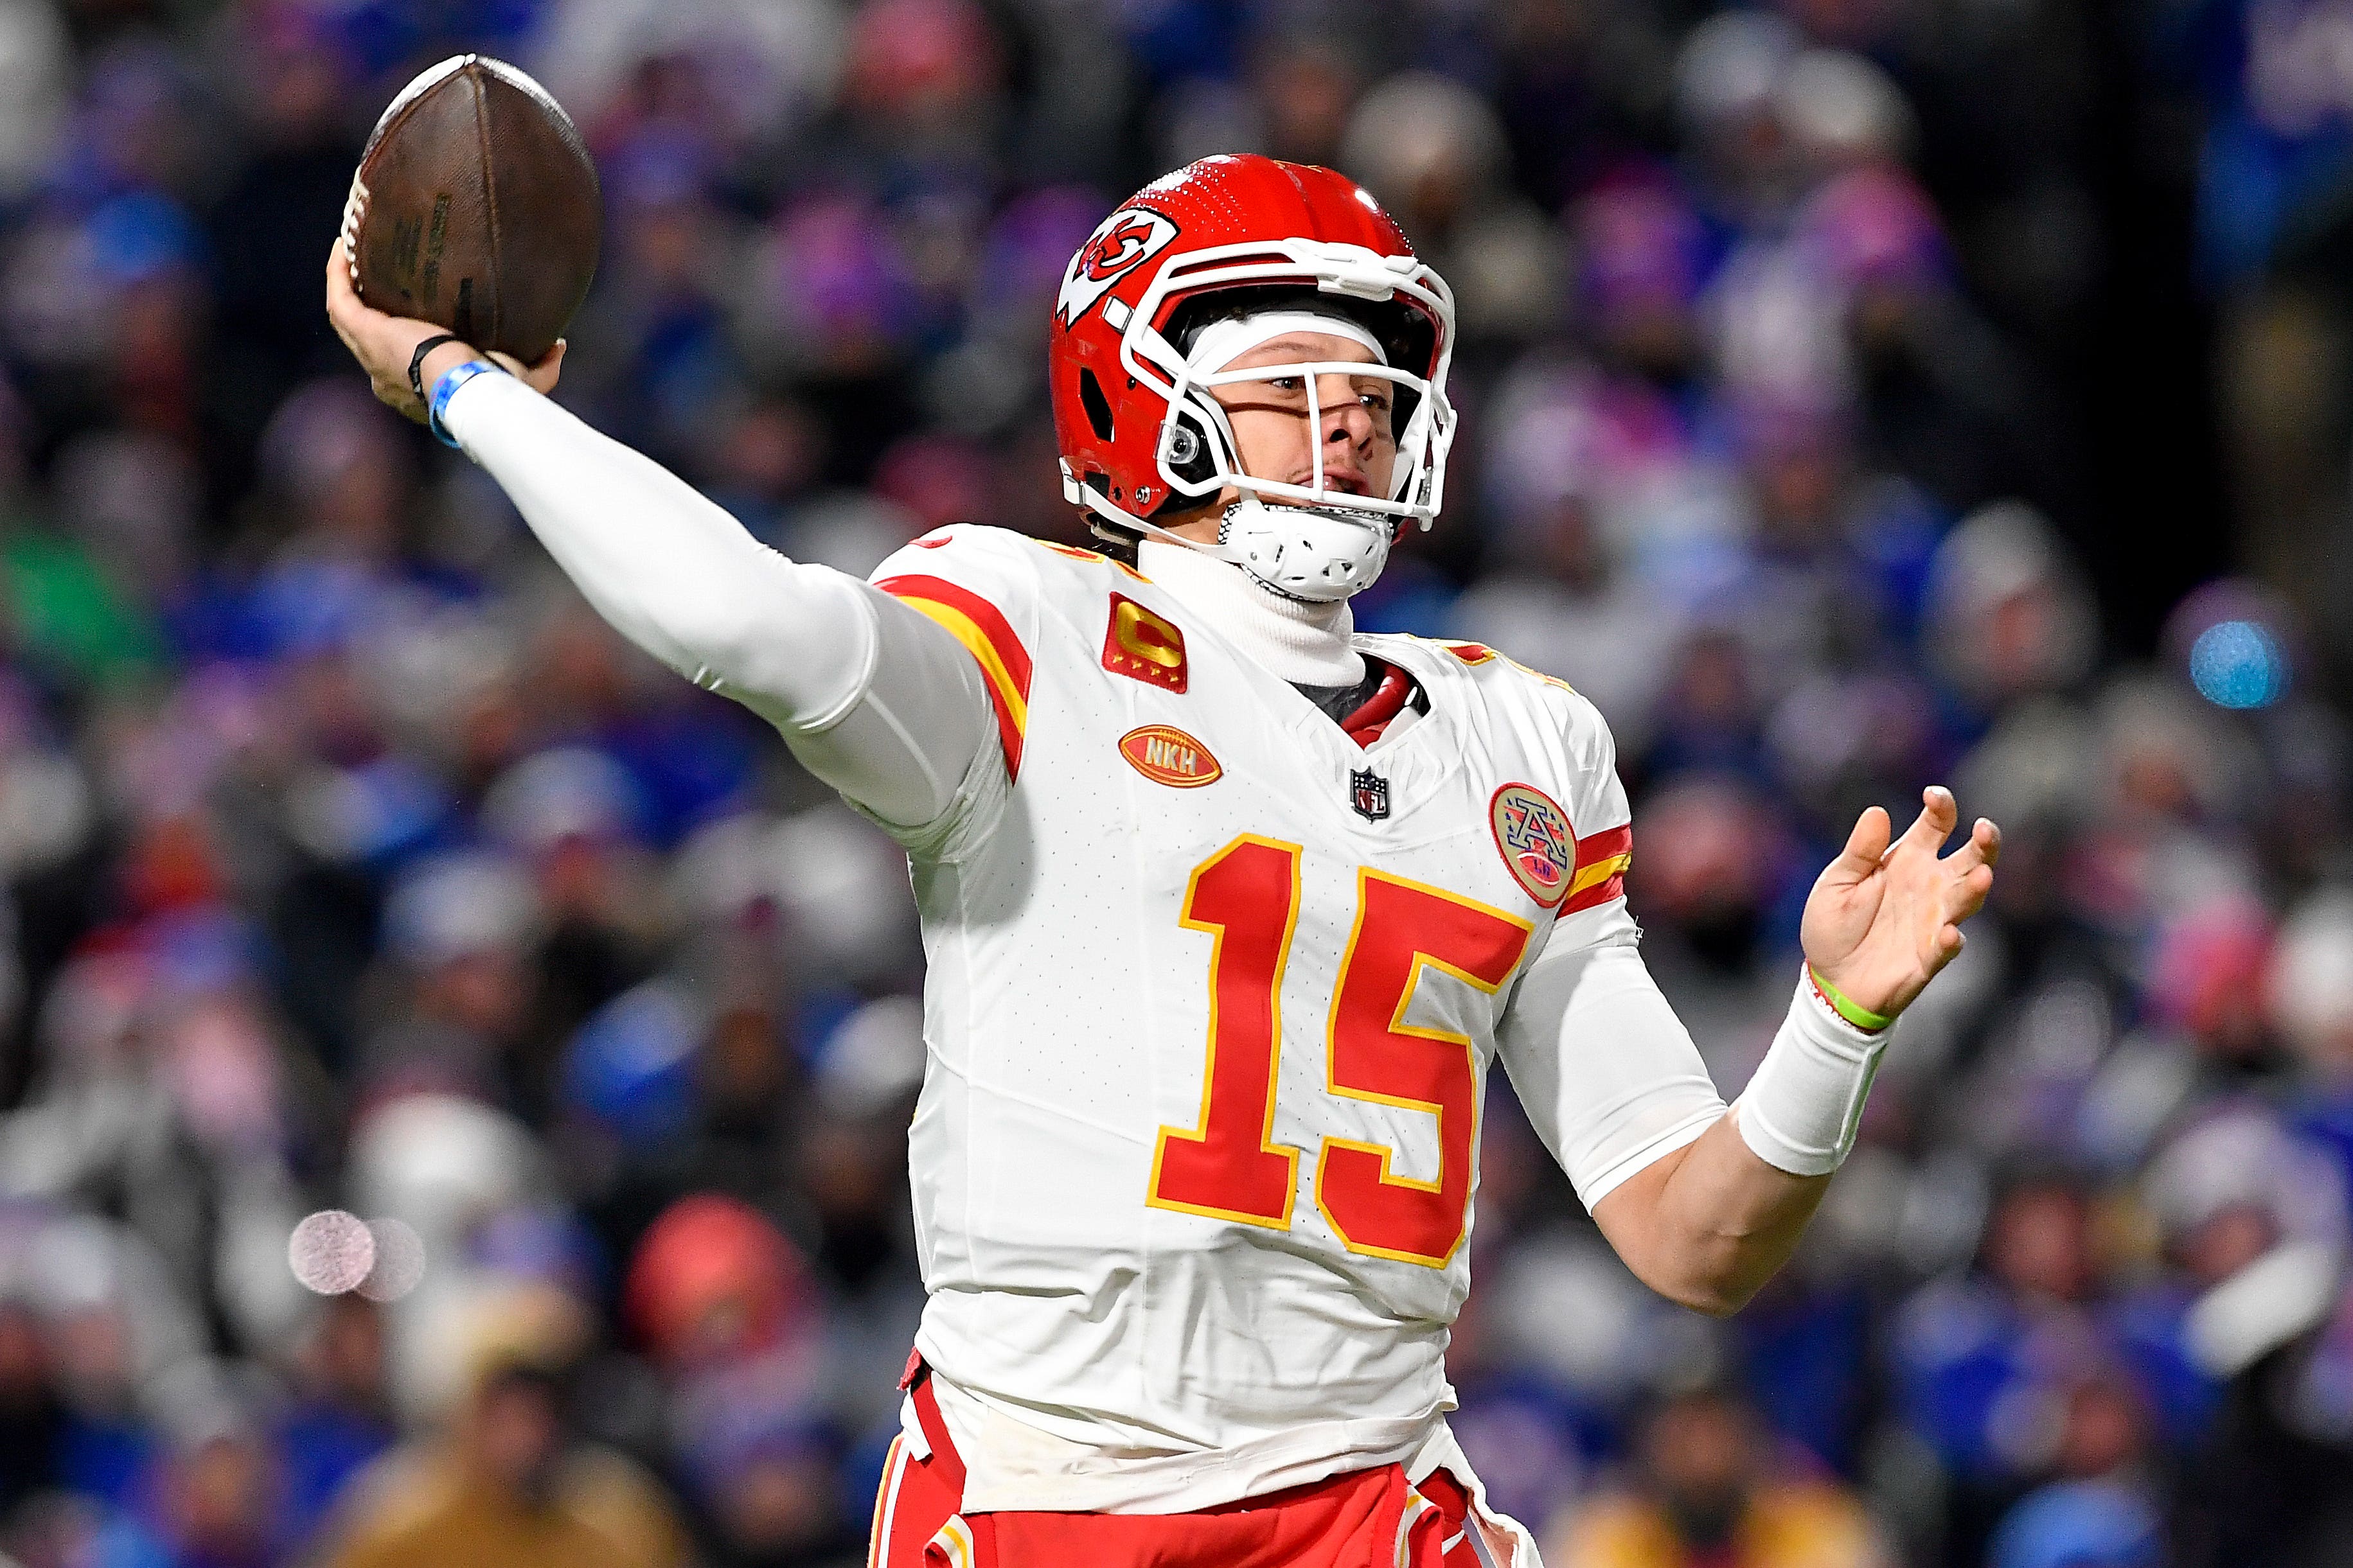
top-left (1078, 369), bottom-right (1115, 441)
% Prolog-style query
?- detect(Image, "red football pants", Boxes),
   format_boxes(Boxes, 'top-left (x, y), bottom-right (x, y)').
top-left (869, 1370), bottom-right (1491, 1568)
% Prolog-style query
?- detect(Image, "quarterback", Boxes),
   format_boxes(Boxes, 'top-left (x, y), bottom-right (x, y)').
top-left (327, 155), bottom-right (1997, 1567)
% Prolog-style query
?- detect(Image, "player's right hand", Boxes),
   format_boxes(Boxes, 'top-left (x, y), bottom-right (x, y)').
top-left (324, 237), bottom-right (563, 423)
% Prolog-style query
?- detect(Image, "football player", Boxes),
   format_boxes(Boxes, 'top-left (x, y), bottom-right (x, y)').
top-left (328, 154), bottom-right (1998, 1567)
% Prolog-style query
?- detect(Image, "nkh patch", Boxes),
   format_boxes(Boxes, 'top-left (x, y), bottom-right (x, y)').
top-left (1102, 593), bottom-right (1188, 691)
top-left (1490, 782), bottom-right (1574, 904)
top-left (1350, 768), bottom-right (1390, 822)
top-left (1118, 725), bottom-right (1221, 788)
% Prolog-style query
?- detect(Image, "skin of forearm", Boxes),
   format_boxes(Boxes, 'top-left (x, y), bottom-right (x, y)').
top-left (1591, 1112), bottom-right (1831, 1316)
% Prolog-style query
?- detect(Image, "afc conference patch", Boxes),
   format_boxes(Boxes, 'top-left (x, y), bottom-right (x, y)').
top-left (1490, 782), bottom-right (1575, 905)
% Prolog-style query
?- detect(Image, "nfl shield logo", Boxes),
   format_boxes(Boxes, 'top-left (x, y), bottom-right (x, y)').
top-left (1349, 768), bottom-right (1390, 822)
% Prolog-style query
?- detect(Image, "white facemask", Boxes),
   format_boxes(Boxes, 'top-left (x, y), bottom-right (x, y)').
top-left (1165, 309), bottom-right (1399, 603)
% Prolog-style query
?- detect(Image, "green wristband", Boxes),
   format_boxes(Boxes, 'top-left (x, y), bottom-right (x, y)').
top-left (1807, 965), bottom-right (1894, 1032)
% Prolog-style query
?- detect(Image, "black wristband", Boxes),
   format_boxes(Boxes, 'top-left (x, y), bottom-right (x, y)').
top-left (407, 334), bottom-right (463, 404)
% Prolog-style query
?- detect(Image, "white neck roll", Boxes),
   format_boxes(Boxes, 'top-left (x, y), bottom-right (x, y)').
top-left (1135, 539), bottom-right (1366, 689)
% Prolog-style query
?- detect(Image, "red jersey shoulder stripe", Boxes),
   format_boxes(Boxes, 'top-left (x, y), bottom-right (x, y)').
top-left (1560, 822), bottom-right (1631, 915)
top-left (1573, 822), bottom-right (1631, 869)
top-left (875, 574), bottom-right (1032, 779)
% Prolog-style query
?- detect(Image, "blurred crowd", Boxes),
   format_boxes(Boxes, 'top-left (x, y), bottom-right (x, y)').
top-left (2, 1), bottom-right (2353, 1567)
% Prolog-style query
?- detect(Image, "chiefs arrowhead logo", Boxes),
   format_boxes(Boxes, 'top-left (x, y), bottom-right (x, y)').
top-left (1056, 207), bottom-right (1179, 330)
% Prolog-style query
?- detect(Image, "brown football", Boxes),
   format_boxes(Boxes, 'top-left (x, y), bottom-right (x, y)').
top-left (341, 54), bottom-right (600, 363)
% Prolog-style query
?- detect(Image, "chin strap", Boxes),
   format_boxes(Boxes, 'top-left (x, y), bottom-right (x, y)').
top-left (1080, 484), bottom-right (1393, 606)
top-left (1214, 497), bottom-right (1393, 604)
top-left (1083, 489), bottom-right (1254, 570)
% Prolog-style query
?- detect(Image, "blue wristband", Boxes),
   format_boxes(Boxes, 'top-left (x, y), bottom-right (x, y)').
top-left (427, 358), bottom-right (506, 448)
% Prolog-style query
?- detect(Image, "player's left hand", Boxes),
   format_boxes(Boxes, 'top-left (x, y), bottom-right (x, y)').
top-left (324, 237), bottom-right (562, 423)
top-left (1800, 786), bottom-right (1999, 1023)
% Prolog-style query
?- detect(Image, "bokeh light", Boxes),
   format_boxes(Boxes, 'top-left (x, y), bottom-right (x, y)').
top-left (2188, 619), bottom-right (2289, 709)
top-left (288, 1210), bottom-right (376, 1296)
top-left (357, 1217), bottom-right (427, 1302)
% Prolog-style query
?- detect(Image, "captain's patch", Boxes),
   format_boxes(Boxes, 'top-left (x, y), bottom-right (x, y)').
top-left (1102, 594), bottom-right (1189, 691)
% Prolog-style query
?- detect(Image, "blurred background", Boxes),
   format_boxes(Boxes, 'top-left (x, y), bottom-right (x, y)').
top-left (0, 1), bottom-right (2350, 1566)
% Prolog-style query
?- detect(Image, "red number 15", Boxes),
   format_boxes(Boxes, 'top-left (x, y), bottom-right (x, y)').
top-left (1146, 836), bottom-right (1534, 1267)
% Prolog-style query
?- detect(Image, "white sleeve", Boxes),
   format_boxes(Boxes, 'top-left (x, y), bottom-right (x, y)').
top-left (1733, 969), bottom-right (1893, 1176)
top-left (1496, 917), bottom-right (1729, 1210)
top-left (442, 371), bottom-right (992, 827)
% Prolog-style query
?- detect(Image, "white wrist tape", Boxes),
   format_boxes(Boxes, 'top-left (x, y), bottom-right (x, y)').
top-left (1734, 969), bottom-right (1892, 1176)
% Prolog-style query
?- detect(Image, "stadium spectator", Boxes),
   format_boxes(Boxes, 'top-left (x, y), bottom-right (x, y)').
top-left (1547, 1384), bottom-right (1886, 1568)
top-left (318, 1284), bottom-right (690, 1568)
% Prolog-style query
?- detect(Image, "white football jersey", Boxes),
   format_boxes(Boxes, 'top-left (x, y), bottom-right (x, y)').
top-left (866, 525), bottom-right (1649, 1512)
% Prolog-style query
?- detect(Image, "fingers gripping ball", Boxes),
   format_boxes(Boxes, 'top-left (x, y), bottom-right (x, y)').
top-left (342, 55), bottom-right (600, 363)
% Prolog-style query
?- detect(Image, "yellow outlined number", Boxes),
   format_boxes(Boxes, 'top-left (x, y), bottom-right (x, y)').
top-left (1147, 836), bottom-right (1303, 1228)
top-left (1148, 841), bottom-right (1535, 1264)
top-left (1317, 870), bottom-right (1533, 1265)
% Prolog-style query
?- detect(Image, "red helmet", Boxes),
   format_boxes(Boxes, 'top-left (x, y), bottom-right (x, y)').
top-left (1046, 155), bottom-right (1457, 544)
